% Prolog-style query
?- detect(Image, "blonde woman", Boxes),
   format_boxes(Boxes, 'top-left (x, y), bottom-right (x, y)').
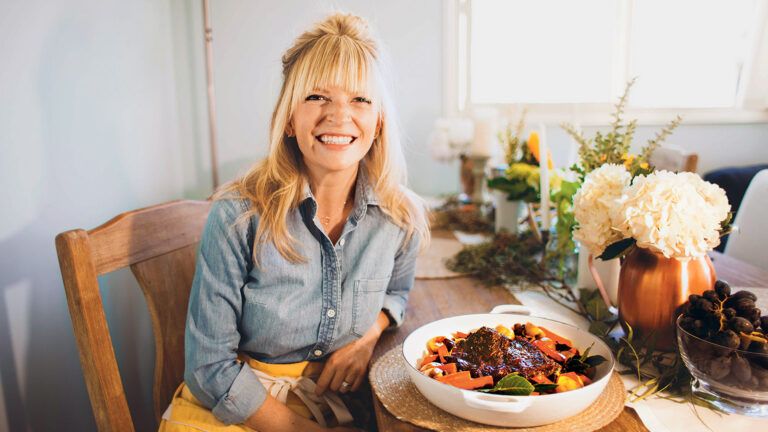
top-left (159, 12), bottom-right (429, 432)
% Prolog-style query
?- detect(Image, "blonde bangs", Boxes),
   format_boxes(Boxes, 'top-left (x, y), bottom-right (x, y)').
top-left (287, 35), bottom-right (378, 108)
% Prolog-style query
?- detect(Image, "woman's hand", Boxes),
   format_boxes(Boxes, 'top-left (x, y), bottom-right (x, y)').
top-left (315, 311), bottom-right (391, 395)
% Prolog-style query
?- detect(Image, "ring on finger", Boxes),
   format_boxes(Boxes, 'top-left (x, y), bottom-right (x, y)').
top-left (341, 380), bottom-right (352, 389)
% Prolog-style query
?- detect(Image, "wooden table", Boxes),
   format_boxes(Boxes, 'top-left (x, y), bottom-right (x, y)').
top-left (370, 250), bottom-right (768, 432)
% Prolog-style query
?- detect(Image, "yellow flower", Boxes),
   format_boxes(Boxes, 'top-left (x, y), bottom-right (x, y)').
top-left (640, 162), bottom-right (649, 169)
top-left (622, 154), bottom-right (636, 169)
top-left (600, 154), bottom-right (607, 162)
top-left (527, 131), bottom-right (554, 169)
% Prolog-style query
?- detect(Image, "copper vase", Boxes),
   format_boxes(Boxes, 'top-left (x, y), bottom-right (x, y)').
top-left (618, 247), bottom-right (716, 350)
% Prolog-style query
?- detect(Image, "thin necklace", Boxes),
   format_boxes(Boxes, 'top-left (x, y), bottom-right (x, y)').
top-left (318, 199), bottom-right (352, 227)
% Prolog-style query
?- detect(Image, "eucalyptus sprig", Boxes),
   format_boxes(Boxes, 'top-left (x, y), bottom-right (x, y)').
top-left (561, 78), bottom-right (683, 179)
top-left (498, 110), bottom-right (528, 166)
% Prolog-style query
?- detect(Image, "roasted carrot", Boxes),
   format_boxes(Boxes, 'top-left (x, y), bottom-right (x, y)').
top-left (438, 372), bottom-right (494, 390)
top-left (533, 339), bottom-right (567, 362)
top-left (437, 344), bottom-right (450, 363)
top-left (436, 370), bottom-right (471, 382)
top-left (437, 362), bottom-right (458, 375)
top-left (530, 374), bottom-right (553, 385)
top-left (418, 354), bottom-right (438, 368)
top-left (577, 373), bottom-right (593, 385)
top-left (540, 326), bottom-right (572, 347)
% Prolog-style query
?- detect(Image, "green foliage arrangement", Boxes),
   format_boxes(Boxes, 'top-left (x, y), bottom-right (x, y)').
top-left (561, 78), bottom-right (682, 181)
top-left (552, 78), bottom-right (683, 263)
top-left (488, 113), bottom-right (561, 203)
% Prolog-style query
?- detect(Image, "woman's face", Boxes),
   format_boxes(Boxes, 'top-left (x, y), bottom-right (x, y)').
top-left (290, 86), bottom-right (380, 178)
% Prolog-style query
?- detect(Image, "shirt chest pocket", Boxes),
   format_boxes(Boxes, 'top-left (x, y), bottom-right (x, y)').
top-left (352, 278), bottom-right (390, 337)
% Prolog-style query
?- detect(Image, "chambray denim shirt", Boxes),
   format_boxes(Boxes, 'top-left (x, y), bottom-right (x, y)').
top-left (184, 170), bottom-right (419, 425)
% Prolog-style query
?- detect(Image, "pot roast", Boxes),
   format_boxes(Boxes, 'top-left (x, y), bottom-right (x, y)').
top-left (450, 326), bottom-right (561, 381)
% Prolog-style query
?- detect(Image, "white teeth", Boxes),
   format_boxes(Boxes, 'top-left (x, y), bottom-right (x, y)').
top-left (319, 135), bottom-right (353, 145)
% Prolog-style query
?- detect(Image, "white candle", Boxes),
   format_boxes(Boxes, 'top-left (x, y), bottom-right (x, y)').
top-left (538, 123), bottom-right (550, 231)
top-left (470, 110), bottom-right (497, 157)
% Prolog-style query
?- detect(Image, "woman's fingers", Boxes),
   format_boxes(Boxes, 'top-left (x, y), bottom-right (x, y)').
top-left (329, 365), bottom-right (349, 393)
top-left (351, 372), bottom-right (365, 392)
top-left (314, 364), bottom-right (335, 395)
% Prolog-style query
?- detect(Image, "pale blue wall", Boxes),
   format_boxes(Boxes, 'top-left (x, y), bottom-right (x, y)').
top-left (0, 1), bottom-right (191, 430)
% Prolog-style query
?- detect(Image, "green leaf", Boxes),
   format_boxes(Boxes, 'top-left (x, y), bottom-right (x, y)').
top-left (487, 177), bottom-right (538, 202)
top-left (478, 373), bottom-right (535, 395)
top-left (585, 295), bottom-right (610, 322)
top-left (585, 355), bottom-right (608, 367)
top-left (597, 238), bottom-right (636, 261)
top-left (589, 320), bottom-right (610, 336)
top-left (557, 179), bottom-right (580, 200)
top-left (533, 383), bottom-right (559, 393)
top-left (719, 212), bottom-right (734, 237)
top-left (579, 288), bottom-right (601, 303)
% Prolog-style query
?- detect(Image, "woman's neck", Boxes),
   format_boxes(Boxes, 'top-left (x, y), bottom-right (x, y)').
top-left (307, 165), bottom-right (358, 210)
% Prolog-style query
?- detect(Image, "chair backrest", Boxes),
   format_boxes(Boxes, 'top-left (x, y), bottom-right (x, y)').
top-left (650, 145), bottom-right (698, 173)
top-left (725, 169), bottom-right (768, 268)
top-left (55, 200), bottom-right (211, 432)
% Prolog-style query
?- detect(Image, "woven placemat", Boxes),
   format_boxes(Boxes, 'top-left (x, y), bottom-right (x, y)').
top-left (370, 345), bottom-right (626, 431)
top-left (415, 237), bottom-right (464, 279)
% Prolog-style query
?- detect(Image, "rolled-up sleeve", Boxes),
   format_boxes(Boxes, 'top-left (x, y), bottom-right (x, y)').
top-left (382, 232), bottom-right (421, 329)
top-left (184, 199), bottom-right (267, 425)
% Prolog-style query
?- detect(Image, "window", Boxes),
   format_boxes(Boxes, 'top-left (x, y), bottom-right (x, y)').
top-left (446, 0), bottom-right (768, 122)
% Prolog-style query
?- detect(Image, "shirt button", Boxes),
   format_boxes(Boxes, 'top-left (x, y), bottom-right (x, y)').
top-left (326, 309), bottom-right (336, 318)
top-left (313, 349), bottom-right (323, 357)
top-left (339, 238), bottom-right (345, 246)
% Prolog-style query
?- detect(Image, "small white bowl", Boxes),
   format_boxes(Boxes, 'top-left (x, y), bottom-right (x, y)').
top-left (401, 305), bottom-right (616, 427)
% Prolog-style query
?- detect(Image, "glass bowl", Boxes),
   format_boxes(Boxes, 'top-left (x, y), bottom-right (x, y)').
top-left (676, 314), bottom-right (768, 417)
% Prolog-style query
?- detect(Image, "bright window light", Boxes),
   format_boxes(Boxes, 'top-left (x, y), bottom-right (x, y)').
top-left (470, 0), bottom-right (619, 104)
top-left (465, 0), bottom-right (761, 109)
top-left (629, 0), bottom-right (757, 108)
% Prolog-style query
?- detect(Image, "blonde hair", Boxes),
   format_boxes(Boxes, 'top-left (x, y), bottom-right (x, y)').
top-left (216, 13), bottom-right (430, 263)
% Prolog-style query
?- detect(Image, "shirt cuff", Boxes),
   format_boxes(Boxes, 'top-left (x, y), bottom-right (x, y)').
top-left (382, 295), bottom-right (406, 329)
top-left (211, 362), bottom-right (267, 425)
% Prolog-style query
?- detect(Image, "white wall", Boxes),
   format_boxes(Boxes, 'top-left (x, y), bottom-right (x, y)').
top-left (0, 1), bottom-right (766, 431)
top-left (0, 0), bottom-right (194, 430)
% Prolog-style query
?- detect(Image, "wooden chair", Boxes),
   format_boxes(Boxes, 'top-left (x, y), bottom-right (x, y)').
top-left (55, 200), bottom-right (212, 432)
top-left (649, 145), bottom-right (699, 173)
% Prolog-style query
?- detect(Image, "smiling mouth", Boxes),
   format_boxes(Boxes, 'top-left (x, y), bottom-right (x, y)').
top-left (316, 134), bottom-right (357, 145)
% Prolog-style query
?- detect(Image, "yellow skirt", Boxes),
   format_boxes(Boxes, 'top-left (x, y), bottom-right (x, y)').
top-left (158, 356), bottom-right (339, 432)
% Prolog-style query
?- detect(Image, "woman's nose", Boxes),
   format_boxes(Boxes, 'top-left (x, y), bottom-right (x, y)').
top-left (324, 100), bottom-right (352, 124)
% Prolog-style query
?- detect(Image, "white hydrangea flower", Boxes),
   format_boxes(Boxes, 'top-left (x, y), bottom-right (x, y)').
top-left (612, 170), bottom-right (730, 260)
top-left (573, 164), bottom-right (631, 256)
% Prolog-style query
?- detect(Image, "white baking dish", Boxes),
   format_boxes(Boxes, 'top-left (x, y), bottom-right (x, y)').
top-left (401, 305), bottom-right (616, 427)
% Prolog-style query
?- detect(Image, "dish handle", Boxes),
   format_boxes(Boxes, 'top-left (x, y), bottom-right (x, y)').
top-left (489, 304), bottom-right (531, 315)
top-left (462, 391), bottom-right (533, 412)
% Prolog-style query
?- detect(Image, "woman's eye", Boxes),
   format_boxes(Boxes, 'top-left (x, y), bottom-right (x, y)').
top-left (353, 96), bottom-right (372, 104)
top-left (305, 94), bottom-right (327, 101)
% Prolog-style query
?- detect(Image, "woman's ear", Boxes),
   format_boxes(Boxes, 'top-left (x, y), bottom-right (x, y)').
top-left (285, 121), bottom-right (294, 137)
